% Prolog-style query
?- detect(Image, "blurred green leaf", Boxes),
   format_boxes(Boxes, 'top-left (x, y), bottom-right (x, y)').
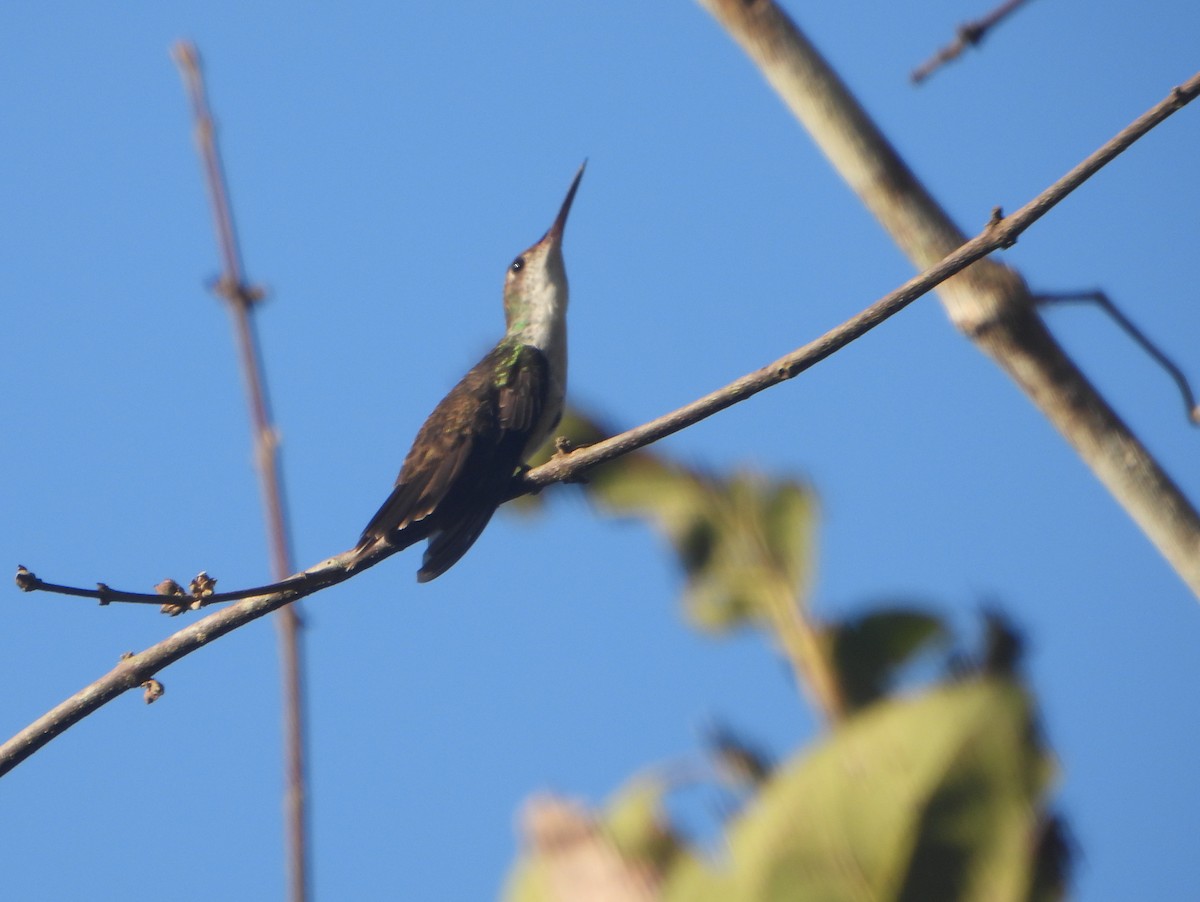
top-left (663, 678), bottom-right (1054, 902)
top-left (507, 408), bottom-right (1067, 900)
top-left (761, 479), bottom-right (813, 589)
top-left (501, 857), bottom-right (550, 902)
top-left (677, 473), bottom-right (814, 634)
top-left (521, 408), bottom-right (818, 634)
top-left (826, 608), bottom-right (950, 712)
top-left (504, 675), bottom-right (1064, 902)
top-left (603, 776), bottom-right (685, 873)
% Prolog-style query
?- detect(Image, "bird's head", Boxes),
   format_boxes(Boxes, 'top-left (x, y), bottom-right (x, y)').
top-left (503, 162), bottom-right (585, 334)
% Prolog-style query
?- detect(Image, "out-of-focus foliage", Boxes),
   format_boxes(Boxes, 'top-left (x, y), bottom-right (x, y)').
top-left (524, 410), bottom-right (947, 712)
top-left (824, 607), bottom-right (949, 712)
top-left (505, 677), bottom-right (1065, 902)
top-left (521, 410), bottom-right (816, 633)
top-left (661, 678), bottom-right (1056, 902)
top-left (502, 779), bottom-right (690, 902)
top-left (507, 409), bottom-right (1069, 901)
top-left (707, 722), bottom-right (773, 788)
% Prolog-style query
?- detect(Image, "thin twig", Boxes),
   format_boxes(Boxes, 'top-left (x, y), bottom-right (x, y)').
top-left (172, 41), bottom-right (309, 902)
top-left (911, 0), bottom-right (1036, 85)
top-left (16, 72), bottom-right (1200, 609)
top-left (5, 76), bottom-right (1195, 779)
top-left (1035, 290), bottom-right (1200, 425)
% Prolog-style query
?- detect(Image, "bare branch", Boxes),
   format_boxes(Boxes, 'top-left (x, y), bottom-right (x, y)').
top-left (911, 0), bottom-right (1037, 85)
top-left (16, 69), bottom-right (1200, 609)
top-left (697, 0), bottom-right (1200, 598)
top-left (15, 524), bottom-right (428, 607)
top-left (6, 78), bottom-right (1194, 778)
top-left (172, 40), bottom-right (309, 902)
top-left (1035, 290), bottom-right (1200, 425)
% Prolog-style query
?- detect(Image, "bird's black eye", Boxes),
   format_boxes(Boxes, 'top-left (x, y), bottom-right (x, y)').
top-left (510, 256), bottom-right (525, 273)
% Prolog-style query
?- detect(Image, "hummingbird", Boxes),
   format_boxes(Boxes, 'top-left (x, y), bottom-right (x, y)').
top-left (355, 163), bottom-right (585, 582)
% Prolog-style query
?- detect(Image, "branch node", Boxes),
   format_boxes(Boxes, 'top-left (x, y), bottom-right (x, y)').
top-left (142, 679), bottom-right (165, 704)
top-left (910, 0), bottom-right (1035, 84)
top-left (119, 651), bottom-right (134, 661)
top-left (553, 435), bottom-right (576, 458)
top-left (554, 438), bottom-right (593, 484)
top-left (190, 571), bottom-right (217, 604)
top-left (155, 578), bottom-right (189, 616)
top-left (213, 274), bottom-right (267, 309)
top-left (1034, 289), bottom-right (1200, 427)
top-left (957, 22), bottom-right (985, 46)
top-left (14, 565), bottom-right (37, 592)
top-left (987, 206), bottom-right (1017, 247)
top-left (155, 578), bottom-right (184, 596)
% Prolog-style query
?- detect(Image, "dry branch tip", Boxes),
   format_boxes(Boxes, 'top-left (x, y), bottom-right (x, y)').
top-left (14, 566), bottom-right (36, 592)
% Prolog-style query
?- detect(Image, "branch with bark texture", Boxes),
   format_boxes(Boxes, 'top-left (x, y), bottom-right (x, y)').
top-left (698, 0), bottom-right (1200, 598)
top-left (7, 77), bottom-right (1196, 776)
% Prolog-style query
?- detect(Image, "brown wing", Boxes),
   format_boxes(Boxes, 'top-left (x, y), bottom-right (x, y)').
top-left (358, 369), bottom-right (493, 543)
top-left (358, 342), bottom-right (550, 581)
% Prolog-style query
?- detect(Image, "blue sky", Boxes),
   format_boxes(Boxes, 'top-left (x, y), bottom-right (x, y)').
top-left (3, 3), bottom-right (1198, 899)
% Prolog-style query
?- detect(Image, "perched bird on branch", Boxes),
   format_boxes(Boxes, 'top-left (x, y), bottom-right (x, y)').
top-left (355, 163), bottom-right (586, 581)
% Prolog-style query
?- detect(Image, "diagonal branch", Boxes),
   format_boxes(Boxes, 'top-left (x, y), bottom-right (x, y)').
top-left (5, 77), bottom-right (1195, 777)
top-left (696, 0), bottom-right (1200, 598)
top-left (911, 0), bottom-right (1037, 85)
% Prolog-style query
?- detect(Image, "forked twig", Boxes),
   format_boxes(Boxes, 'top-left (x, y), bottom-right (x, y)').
top-left (1035, 290), bottom-right (1200, 425)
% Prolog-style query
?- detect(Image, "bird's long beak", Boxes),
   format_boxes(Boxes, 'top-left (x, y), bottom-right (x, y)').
top-left (543, 160), bottom-right (587, 244)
